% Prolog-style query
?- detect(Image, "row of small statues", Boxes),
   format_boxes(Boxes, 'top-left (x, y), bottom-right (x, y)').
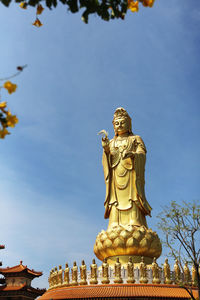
top-left (48, 257), bottom-right (199, 289)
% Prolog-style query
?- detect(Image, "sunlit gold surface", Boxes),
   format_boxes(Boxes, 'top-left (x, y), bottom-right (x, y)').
top-left (152, 258), bottom-right (161, 284)
top-left (163, 259), bottom-right (172, 284)
top-left (114, 258), bottom-right (123, 283)
top-left (94, 224), bottom-right (162, 263)
top-left (102, 108), bottom-right (151, 229)
top-left (95, 107), bottom-right (162, 263)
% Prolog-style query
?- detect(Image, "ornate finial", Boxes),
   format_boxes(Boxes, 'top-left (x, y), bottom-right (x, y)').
top-left (101, 258), bottom-right (110, 284)
top-left (80, 260), bottom-right (87, 285)
top-left (139, 257), bottom-right (148, 284)
top-left (174, 259), bottom-right (181, 284)
top-left (63, 263), bottom-right (70, 286)
top-left (163, 258), bottom-right (172, 284)
top-left (20, 260), bottom-right (23, 265)
top-left (114, 258), bottom-right (123, 284)
top-left (191, 264), bottom-right (198, 287)
top-left (71, 261), bottom-right (78, 286)
top-left (152, 257), bottom-right (160, 284)
top-left (90, 259), bottom-right (98, 285)
top-left (127, 257), bottom-right (135, 284)
top-left (183, 262), bottom-right (191, 285)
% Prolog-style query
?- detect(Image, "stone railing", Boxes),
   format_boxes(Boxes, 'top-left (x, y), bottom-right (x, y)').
top-left (48, 257), bottom-right (198, 290)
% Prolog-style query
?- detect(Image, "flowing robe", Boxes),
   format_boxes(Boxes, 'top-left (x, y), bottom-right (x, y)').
top-left (102, 134), bottom-right (152, 229)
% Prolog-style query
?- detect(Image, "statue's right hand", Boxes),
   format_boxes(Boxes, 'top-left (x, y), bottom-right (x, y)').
top-left (102, 137), bottom-right (109, 148)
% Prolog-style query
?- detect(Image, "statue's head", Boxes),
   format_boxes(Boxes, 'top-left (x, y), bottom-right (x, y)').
top-left (113, 107), bottom-right (132, 136)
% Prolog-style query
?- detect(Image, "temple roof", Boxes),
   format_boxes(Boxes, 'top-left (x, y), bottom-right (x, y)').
top-left (39, 284), bottom-right (198, 300)
top-left (0, 261), bottom-right (42, 277)
top-left (0, 282), bottom-right (45, 295)
top-left (0, 283), bottom-right (27, 291)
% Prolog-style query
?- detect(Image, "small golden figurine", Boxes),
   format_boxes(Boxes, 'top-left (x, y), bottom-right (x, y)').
top-left (114, 258), bottom-right (123, 284)
top-left (90, 259), bottom-right (98, 285)
top-left (54, 267), bottom-right (58, 287)
top-left (80, 260), bottom-right (88, 285)
top-left (139, 257), bottom-right (148, 284)
top-left (174, 259), bottom-right (181, 284)
top-left (184, 262), bottom-right (191, 285)
top-left (163, 259), bottom-right (172, 284)
top-left (71, 261), bottom-right (78, 286)
top-left (63, 263), bottom-right (70, 286)
top-left (101, 258), bottom-right (110, 284)
top-left (152, 257), bottom-right (160, 284)
top-left (191, 264), bottom-right (198, 287)
top-left (51, 268), bottom-right (56, 289)
top-left (127, 257), bottom-right (135, 284)
top-left (48, 269), bottom-right (53, 289)
top-left (58, 265), bottom-right (63, 286)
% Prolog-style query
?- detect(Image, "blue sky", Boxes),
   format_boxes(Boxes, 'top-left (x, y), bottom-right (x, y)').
top-left (0, 0), bottom-right (200, 289)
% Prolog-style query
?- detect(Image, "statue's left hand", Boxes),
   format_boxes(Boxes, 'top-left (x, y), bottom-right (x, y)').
top-left (122, 150), bottom-right (134, 160)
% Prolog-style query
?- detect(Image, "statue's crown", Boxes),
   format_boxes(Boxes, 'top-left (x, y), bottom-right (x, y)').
top-left (113, 107), bottom-right (131, 121)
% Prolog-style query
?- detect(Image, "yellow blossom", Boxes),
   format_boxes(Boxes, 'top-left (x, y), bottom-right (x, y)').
top-left (128, 0), bottom-right (139, 13)
top-left (142, 0), bottom-right (155, 7)
top-left (36, 4), bottom-right (44, 15)
top-left (6, 111), bottom-right (18, 128)
top-left (3, 81), bottom-right (17, 94)
top-left (0, 128), bottom-right (10, 139)
top-left (33, 18), bottom-right (43, 27)
top-left (0, 102), bottom-right (7, 109)
top-left (19, 2), bottom-right (27, 9)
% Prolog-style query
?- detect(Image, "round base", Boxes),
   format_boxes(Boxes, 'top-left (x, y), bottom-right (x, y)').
top-left (94, 225), bottom-right (162, 262)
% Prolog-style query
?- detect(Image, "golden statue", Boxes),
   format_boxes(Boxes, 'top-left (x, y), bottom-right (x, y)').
top-left (101, 258), bottom-right (110, 284)
top-left (183, 262), bottom-right (191, 285)
top-left (71, 261), bottom-right (78, 286)
top-left (80, 260), bottom-right (87, 285)
top-left (94, 108), bottom-right (162, 266)
top-left (152, 257), bottom-right (160, 284)
top-left (63, 263), bottom-right (70, 286)
top-left (54, 267), bottom-right (58, 287)
top-left (191, 264), bottom-right (197, 287)
top-left (90, 259), bottom-right (98, 285)
top-left (51, 268), bottom-right (56, 289)
top-left (139, 257), bottom-right (148, 284)
top-left (174, 259), bottom-right (181, 284)
top-left (127, 257), bottom-right (135, 284)
top-left (48, 269), bottom-right (53, 289)
top-left (58, 265), bottom-right (63, 286)
top-left (114, 258), bottom-right (123, 284)
top-left (101, 107), bottom-right (151, 229)
top-left (163, 259), bottom-right (172, 284)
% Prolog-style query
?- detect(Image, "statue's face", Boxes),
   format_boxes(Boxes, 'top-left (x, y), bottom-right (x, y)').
top-left (113, 117), bottom-right (129, 135)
